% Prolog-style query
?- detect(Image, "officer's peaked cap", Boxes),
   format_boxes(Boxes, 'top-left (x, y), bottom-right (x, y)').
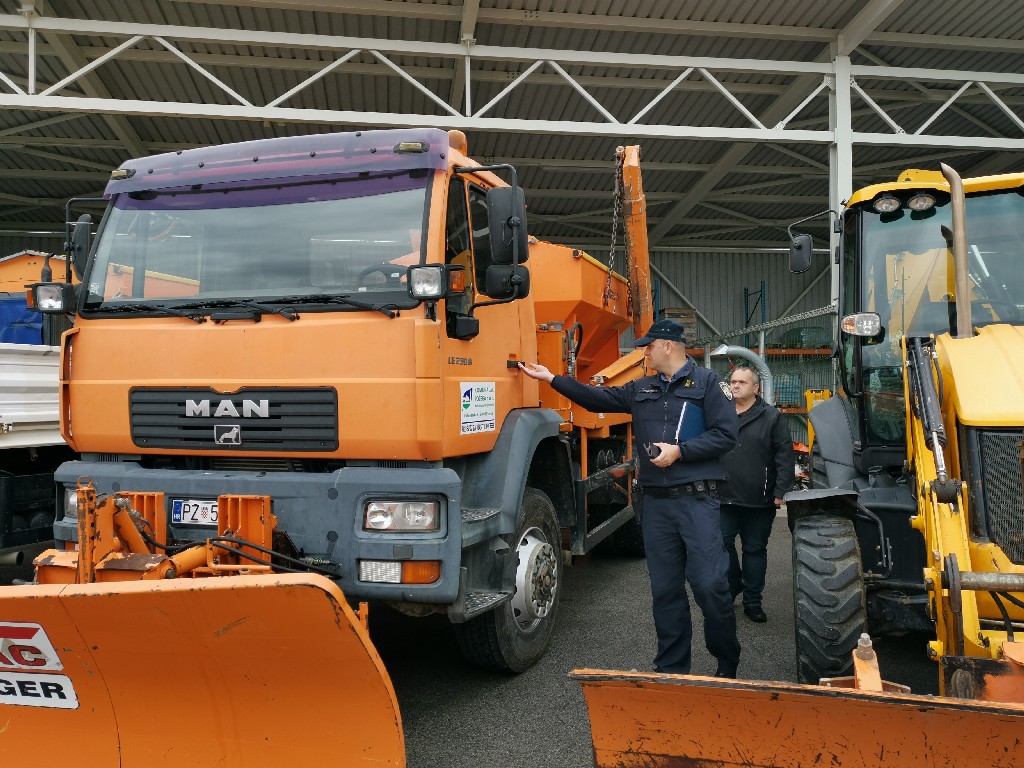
top-left (634, 319), bottom-right (686, 346)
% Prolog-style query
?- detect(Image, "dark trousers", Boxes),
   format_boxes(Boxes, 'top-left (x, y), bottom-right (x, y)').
top-left (719, 503), bottom-right (776, 609)
top-left (641, 493), bottom-right (741, 675)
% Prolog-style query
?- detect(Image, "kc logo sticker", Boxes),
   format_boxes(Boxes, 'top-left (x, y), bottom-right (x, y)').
top-left (0, 622), bottom-right (63, 671)
top-left (0, 622), bottom-right (79, 709)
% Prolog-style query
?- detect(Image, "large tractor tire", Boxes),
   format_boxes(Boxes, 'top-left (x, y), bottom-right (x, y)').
top-left (792, 515), bottom-right (867, 684)
top-left (454, 488), bottom-right (561, 672)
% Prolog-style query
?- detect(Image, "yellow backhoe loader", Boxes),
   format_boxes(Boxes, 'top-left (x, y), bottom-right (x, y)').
top-left (573, 166), bottom-right (1024, 765)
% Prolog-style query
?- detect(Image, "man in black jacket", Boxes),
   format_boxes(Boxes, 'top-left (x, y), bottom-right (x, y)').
top-left (519, 319), bottom-right (741, 677)
top-left (719, 365), bottom-right (795, 623)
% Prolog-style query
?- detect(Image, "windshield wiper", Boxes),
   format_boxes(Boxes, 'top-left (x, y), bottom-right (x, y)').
top-left (275, 294), bottom-right (399, 318)
top-left (178, 299), bottom-right (298, 321)
top-left (94, 301), bottom-right (207, 324)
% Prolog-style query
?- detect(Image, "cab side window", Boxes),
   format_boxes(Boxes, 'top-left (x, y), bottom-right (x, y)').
top-left (467, 184), bottom-right (496, 293)
top-left (446, 177), bottom-right (473, 323)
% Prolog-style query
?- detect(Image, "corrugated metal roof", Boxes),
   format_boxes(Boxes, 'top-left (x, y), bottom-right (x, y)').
top-left (0, 0), bottom-right (1020, 252)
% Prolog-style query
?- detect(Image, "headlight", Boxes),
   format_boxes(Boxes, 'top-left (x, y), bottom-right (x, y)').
top-left (64, 487), bottom-right (79, 517)
top-left (31, 282), bottom-right (76, 313)
top-left (872, 194), bottom-right (901, 214)
top-left (364, 500), bottom-right (440, 531)
top-left (907, 193), bottom-right (936, 211)
top-left (841, 312), bottom-right (881, 336)
top-left (407, 265), bottom-right (446, 299)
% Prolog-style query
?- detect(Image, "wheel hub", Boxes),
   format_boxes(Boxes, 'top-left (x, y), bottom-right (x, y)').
top-left (511, 527), bottom-right (558, 630)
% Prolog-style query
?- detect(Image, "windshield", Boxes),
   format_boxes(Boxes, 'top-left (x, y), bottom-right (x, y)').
top-left (82, 170), bottom-right (430, 312)
top-left (853, 186), bottom-right (1024, 444)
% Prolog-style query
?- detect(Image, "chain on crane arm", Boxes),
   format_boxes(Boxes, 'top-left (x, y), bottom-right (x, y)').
top-left (604, 147), bottom-right (626, 310)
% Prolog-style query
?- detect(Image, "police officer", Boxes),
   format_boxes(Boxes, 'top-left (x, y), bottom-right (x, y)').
top-left (519, 319), bottom-right (742, 677)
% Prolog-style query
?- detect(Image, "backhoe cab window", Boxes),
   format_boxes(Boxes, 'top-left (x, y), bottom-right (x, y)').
top-left (82, 170), bottom-right (429, 312)
top-left (853, 188), bottom-right (1024, 444)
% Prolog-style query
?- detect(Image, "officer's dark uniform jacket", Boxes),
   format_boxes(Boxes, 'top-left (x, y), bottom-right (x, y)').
top-left (550, 355), bottom-right (738, 488)
top-left (719, 395), bottom-right (794, 507)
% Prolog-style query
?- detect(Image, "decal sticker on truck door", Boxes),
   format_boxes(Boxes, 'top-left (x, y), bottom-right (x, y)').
top-left (460, 381), bottom-right (496, 434)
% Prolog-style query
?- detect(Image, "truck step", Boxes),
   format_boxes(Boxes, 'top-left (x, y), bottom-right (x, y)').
top-left (462, 507), bottom-right (499, 523)
top-left (464, 591), bottom-right (511, 618)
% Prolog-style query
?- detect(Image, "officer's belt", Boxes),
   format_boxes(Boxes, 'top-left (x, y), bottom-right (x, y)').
top-left (642, 480), bottom-right (724, 500)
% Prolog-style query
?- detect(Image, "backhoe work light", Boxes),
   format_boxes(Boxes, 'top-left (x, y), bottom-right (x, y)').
top-left (364, 500), bottom-right (440, 531)
top-left (841, 312), bottom-right (881, 337)
top-left (872, 194), bottom-right (902, 214)
top-left (907, 193), bottom-right (936, 211)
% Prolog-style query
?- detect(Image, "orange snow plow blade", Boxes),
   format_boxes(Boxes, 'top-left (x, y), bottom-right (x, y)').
top-left (0, 575), bottom-right (404, 767)
top-left (572, 669), bottom-right (1024, 768)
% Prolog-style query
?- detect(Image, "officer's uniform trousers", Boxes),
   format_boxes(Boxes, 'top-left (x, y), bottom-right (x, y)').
top-left (641, 491), bottom-right (741, 675)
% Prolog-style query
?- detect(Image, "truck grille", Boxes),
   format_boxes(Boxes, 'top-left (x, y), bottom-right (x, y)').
top-left (130, 387), bottom-right (338, 452)
top-left (978, 431), bottom-right (1024, 565)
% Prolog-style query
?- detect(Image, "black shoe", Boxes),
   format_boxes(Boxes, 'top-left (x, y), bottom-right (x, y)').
top-left (743, 605), bottom-right (767, 623)
top-left (714, 665), bottom-right (738, 679)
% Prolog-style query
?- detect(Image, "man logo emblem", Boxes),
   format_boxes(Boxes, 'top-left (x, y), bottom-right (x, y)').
top-left (215, 424), bottom-right (241, 445)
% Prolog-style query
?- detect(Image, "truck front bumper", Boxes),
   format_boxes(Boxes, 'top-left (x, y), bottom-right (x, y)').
top-left (53, 460), bottom-right (463, 604)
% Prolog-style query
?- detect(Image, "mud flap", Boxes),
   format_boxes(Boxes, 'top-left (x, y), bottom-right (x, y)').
top-left (0, 575), bottom-right (404, 767)
top-left (572, 669), bottom-right (1024, 768)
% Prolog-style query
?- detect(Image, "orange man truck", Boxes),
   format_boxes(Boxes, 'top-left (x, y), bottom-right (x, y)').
top-left (2, 129), bottom-right (653, 764)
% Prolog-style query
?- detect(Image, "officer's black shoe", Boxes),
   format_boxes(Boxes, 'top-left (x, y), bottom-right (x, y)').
top-left (714, 665), bottom-right (738, 679)
top-left (743, 605), bottom-right (768, 623)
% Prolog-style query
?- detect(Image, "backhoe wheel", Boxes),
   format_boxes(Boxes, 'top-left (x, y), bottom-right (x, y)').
top-left (454, 488), bottom-right (561, 673)
top-left (792, 515), bottom-right (867, 684)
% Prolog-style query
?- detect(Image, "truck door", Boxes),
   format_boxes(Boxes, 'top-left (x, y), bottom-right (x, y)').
top-left (442, 176), bottom-right (529, 443)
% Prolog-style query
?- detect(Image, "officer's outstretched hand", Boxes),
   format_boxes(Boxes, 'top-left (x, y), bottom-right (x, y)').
top-left (649, 442), bottom-right (681, 468)
top-left (518, 362), bottom-right (555, 383)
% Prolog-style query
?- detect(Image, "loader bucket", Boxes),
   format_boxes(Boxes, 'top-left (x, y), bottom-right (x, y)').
top-left (0, 574), bottom-right (404, 767)
top-left (572, 669), bottom-right (1024, 768)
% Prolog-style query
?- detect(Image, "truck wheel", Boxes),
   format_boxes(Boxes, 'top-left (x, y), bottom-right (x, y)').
top-left (454, 488), bottom-right (561, 673)
top-left (792, 515), bottom-right (867, 684)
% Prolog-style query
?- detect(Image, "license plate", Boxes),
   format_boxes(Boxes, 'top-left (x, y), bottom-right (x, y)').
top-left (171, 499), bottom-right (219, 527)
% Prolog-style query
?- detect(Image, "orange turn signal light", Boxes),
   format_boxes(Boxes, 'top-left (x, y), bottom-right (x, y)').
top-left (401, 560), bottom-right (441, 584)
top-left (448, 269), bottom-right (466, 292)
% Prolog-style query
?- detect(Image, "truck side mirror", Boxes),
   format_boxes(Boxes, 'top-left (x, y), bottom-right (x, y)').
top-left (68, 213), bottom-right (93, 280)
top-left (487, 186), bottom-right (529, 265)
top-left (484, 264), bottom-right (530, 299)
top-left (789, 233), bottom-right (812, 274)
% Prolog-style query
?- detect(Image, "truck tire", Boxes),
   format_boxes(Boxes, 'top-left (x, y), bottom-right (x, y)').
top-left (454, 488), bottom-right (561, 673)
top-left (792, 515), bottom-right (867, 684)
